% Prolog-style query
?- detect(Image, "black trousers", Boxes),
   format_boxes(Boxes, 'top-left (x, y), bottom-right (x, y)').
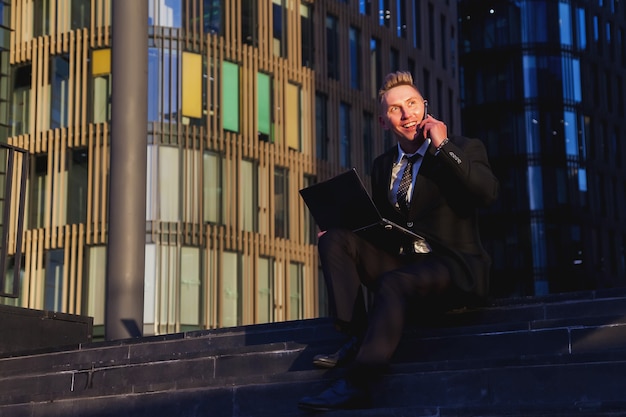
top-left (318, 228), bottom-right (464, 372)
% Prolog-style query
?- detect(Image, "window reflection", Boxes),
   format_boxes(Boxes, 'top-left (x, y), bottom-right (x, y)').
top-left (204, 0), bottom-right (222, 35)
top-left (148, 47), bottom-right (181, 123)
top-left (326, 14), bottom-right (339, 80)
top-left (11, 65), bottom-right (31, 136)
top-left (349, 26), bottom-right (361, 89)
top-left (339, 102), bottom-right (351, 168)
top-left (289, 262), bottom-right (304, 320)
top-left (559, 2), bottom-right (572, 46)
top-left (257, 257), bottom-right (274, 323)
top-left (50, 56), bottom-right (69, 129)
top-left (274, 166), bottom-right (289, 238)
top-left (148, 0), bottom-right (182, 28)
top-left (67, 148), bottom-right (89, 224)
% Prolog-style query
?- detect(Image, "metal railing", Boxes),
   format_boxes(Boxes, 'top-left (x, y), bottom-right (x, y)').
top-left (0, 143), bottom-right (28, 298)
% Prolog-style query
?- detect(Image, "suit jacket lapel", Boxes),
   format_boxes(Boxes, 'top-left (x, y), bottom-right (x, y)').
top-left (408, 150), bottom-right (439, 218)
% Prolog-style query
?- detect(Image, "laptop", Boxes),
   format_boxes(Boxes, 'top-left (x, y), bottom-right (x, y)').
top-left (299, 168), bottom-right (431, 254)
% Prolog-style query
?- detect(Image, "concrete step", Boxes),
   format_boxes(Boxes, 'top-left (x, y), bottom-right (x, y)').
top-left (2, 358), bottom-right (626, 417)
top-left (1, 290), bottom-right (626, 416)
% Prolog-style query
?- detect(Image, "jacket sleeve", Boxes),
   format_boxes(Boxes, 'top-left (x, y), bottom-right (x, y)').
top-left (429, 136), bottom-right (499, 208)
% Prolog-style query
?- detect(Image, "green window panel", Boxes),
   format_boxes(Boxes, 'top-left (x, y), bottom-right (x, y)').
top-left (257, 72), bottom-right (271, 138)
top-left (222, 61), bottom-right (239, 132)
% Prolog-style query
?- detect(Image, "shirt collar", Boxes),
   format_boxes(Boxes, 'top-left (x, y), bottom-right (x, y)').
top-left (395, 139), bottom-right (431, 164)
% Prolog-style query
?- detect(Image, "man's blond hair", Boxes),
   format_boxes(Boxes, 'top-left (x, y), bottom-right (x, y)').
top-left (377, 71), bottom-right (420, 104)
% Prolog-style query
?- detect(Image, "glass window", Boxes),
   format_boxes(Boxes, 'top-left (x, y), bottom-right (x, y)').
top-left (273, 0), bottom-right (287, 58)
top-left (222, 61), bottom-right (239, 132)
top-left (44, 249), bottom-right (64, 312)
top-left (148, 0), bottom-right (182, 28)
top-left (257, 256), bottom-right (274, 323)
top-left (559, 1), bottom-right (572, 46)
top-left (148, 47), bottom-right (181, 124)
top-left (274, 166), bottom-right (289, 238)
top-left (0, 50), bottom-right (9, 139)
top-left (144, 244), bottom-right (157, 330)
top-left (315, 93), bottom-right (328, 160)
top-left (11, 65), bottom-right (31, 136)
top-left (67, 148), bottom-right (88, 224)
top-left (303, 175), bottom-right (317, 245)
top-left (326, 14), bottom-right (339, 80)
top-left (34, 0), bottom-right (51, 37)
top-left (523, 55), bottom-right (537, 99)
top-left (339, 102), bottom-right (351, 168)
top-left (397, 0), bottom-right (407, 38)
top-left (203, 150), bottom-right (222, 224)
top-left (27, 154), bottom-right (47, 229)
top-left (180, 247), bottom-right (201, 330)
top-left (257, 72), bottom-right (272, 141)
top-left (221, 251), bottom-right (241, 327)
top-left (349, 26), bottom-right (361, 89)
top-left (527, 165), bottom-right (544, 211)
top-left (390, 47), bottom-right (399, 72)
top-left (285, 82), bottom-right (301, 150)
top-left (561, 56), bottom-right (582, 103)
top-left (242, 0), bottom-right (258, 46)
top-left (241, 159), bottom-right (258, 232)
top-left (360, 0), bottom-right (371, 15)
top-left (301, 3), bottom-right (314, 68)
top-left (576, 8), bottom-right (587, 50)
top-left (563, 111), bottom-right (578, 158)
top-left (159, 146), bottom-right (180, 222)
top-left (428, 3), bottom-right (435, 59)
top-left (380, 0), bottom-right (391, 27)
top-left (91, 49), bottom-right (112, 123)
top-left (412, 0), bottom-right (421, 48)
top-left (521, 2), bottom-right (550, 43)
top-left (2, 255), bottom-right (25, 304)
top-left (72, 0), bottom-right (91, 30)
top-left (289, 262), bottom-right (304, 320)
top-left (370, 37), bottom-right (381, 98)
top-left (204, 0), bottom-right (223, 35)
top-left (85, 246), bottom-right (106, 329)
top-left (50, 56), bottom-right (69, 129)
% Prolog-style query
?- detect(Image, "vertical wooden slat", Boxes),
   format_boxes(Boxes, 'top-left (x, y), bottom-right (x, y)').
top-left (61, 225), bottom-right (70, 313)
top-left (75, 224), bottom-right (85, 314)
top-left (100, 122), bottom-right (109, 243)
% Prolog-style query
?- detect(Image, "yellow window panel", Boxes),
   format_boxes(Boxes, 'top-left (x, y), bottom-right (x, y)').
top-left (92, 49), bottom-right (111, 76)
top-left (285, 83), bottom-right (300, 150)
top-left (182, 52), bottom-right (203, 119)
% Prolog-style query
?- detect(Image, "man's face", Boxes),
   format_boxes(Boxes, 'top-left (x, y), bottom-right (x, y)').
top-left (379, 84), bottom-right (427, 151)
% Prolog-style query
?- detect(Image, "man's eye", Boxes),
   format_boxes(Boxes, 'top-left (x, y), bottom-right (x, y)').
top-left (408, 100), bottom-right (416, 107)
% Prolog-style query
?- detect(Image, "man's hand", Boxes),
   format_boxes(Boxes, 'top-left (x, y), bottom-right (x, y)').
top-left (418, 114), bottom-right (448, 147)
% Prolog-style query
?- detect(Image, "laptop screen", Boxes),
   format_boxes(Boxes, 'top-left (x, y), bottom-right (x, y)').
top-left (299, 168), bottom-right (382, 232)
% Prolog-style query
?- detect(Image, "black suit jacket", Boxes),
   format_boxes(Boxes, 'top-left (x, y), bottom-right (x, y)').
top-left (370, 136), bottom-right (499, 298)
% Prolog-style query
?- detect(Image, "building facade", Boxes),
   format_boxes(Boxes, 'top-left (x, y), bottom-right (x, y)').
top-left (459, 0), bottom-right (626, 296)
top-left (1, 0), bottom-right (460, 337)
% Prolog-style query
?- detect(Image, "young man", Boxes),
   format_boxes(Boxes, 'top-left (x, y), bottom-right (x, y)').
top-left (298, 71), bottom-right (499, 411)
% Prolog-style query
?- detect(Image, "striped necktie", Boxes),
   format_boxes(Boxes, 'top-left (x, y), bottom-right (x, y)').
top-left (396, 154), bottom-right (420, 214)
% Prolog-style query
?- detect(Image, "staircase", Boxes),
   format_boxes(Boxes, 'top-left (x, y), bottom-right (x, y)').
top-left (2, 289), bottom-right (626, 417)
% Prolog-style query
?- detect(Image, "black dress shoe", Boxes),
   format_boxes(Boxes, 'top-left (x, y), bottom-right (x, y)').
top-left (298, 378), bottom-right (369, 411)
top-left (313, 336), bottom-right (359, 368)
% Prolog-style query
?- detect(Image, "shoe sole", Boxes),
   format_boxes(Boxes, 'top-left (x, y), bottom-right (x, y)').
top-left (298, 398), bottom-right (370, 411)
top-left (312, 358), bottom-right (337, 368)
